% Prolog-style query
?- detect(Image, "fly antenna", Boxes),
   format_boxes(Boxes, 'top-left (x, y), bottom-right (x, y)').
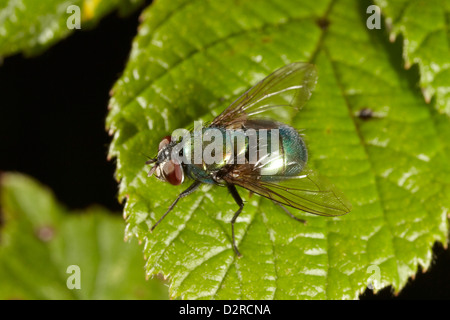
top-left (140, 152), bottom-right (157, 164)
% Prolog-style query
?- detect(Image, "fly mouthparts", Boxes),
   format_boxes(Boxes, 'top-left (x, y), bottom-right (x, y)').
top-left (146, 158), bottom-right (158, 177)
top-left (147, 165), bottom-right (157, 177)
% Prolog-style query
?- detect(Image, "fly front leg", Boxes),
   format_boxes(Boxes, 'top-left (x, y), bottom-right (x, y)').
top-left (227, 184), bottom-right (244, 257)
top-left (150, 181), bottom-right (202, 232)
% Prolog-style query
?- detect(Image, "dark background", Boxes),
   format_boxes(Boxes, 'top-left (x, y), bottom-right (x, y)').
top-left (0, 3), bottom-right (448, 300)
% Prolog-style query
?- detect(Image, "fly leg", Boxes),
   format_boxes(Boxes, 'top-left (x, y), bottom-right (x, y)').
top-left (272, 201), bottom-right (307, 224)
top-left (227, 184), bottom-right (244, 257)
top-left (150, 181), bottom-right (202, 232)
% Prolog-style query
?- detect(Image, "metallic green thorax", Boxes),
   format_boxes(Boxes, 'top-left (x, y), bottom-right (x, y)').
top-left (180, 121), bottom-right (307, 185)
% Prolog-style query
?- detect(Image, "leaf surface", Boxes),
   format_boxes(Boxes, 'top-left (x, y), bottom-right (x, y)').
top-left (0, 173), bottom-right (168, 300)
top-left (0, 0), bottom-right (144, 58)
top-left (374, 0), bottom-right (450, 115)
top-left (107, 0), bottom-right (450, 299)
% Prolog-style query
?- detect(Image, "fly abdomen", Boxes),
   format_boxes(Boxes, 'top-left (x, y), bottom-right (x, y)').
top-left (255, 124), bottom-right (307, 180)
top-left (181, 123), bottom-right (307, 183)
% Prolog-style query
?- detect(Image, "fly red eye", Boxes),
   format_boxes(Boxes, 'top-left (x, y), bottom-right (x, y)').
top-left (158, 135), bottom-right (172, 151)
top-left (162, 160), bottom-right (184, 185)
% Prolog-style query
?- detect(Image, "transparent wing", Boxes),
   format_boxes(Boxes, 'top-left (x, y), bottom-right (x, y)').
top-left (223, 165), bottom-right (352, 217)
top-left (210, 62), bottom-right (317, 129)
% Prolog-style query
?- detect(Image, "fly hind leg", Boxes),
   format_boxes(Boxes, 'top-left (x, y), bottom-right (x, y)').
top-left (273, 201), bottom-right (307, 225)
top-left (227, 184), bottom-right (244, 257)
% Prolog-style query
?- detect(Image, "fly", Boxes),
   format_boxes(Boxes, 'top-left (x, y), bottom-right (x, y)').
top-left (145, 62), bottom-right (352, 257)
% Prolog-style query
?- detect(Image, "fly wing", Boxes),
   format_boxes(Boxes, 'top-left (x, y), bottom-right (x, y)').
top-left (223, 165), bottom-right (352, 217)
top-left (210, 62), bottom-right (317, 129)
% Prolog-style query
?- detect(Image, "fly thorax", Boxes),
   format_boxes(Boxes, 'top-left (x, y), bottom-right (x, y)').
top-left (157, 146), bottom-right (172, 163)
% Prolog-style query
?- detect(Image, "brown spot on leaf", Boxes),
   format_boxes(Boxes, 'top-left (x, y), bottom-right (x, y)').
top-left (35, 225), bottom-right (55, 242)
top-left (316, 17), bottom-right (330, 30)
top-left (357, 107), bottom-right (374, 120)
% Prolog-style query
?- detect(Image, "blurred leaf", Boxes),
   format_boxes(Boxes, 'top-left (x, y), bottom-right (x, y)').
top-left (0, 0), bottom-right (145, 58)
top-left (374, 0), bottom-right (450, 115)
top-left (106, 0), bottom-right (450, 299)
top-left (0, 172), bottom-right (168, 300)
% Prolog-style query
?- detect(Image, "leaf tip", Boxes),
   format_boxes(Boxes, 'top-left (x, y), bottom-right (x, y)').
top-left (139, 13), bottom-right (145, 23)
top-left (389, 33), bottom-right (396, 43)
top-left (421, 87), bottom-right (432, 104)
top-left (404, 60), bottom-right (411, 70)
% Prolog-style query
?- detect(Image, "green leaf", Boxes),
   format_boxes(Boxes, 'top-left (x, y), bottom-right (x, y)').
top-left (0, 0), bottom-right (144, 58)
top-left (0, 173), bottom-right (168, 300)
top-left (107, 0), bottom-right (450, 299)
top-left (374, 0), bottom-right (450, 115)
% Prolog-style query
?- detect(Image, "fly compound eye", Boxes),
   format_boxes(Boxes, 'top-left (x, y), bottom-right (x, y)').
top-left (162, 160), bottom-right (184, 186)
top-left (158, 136), bottom-right (172, 151)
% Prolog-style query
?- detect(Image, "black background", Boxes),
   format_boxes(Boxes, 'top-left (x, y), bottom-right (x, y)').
top-left (0, 3), bottom-right (448, 300)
